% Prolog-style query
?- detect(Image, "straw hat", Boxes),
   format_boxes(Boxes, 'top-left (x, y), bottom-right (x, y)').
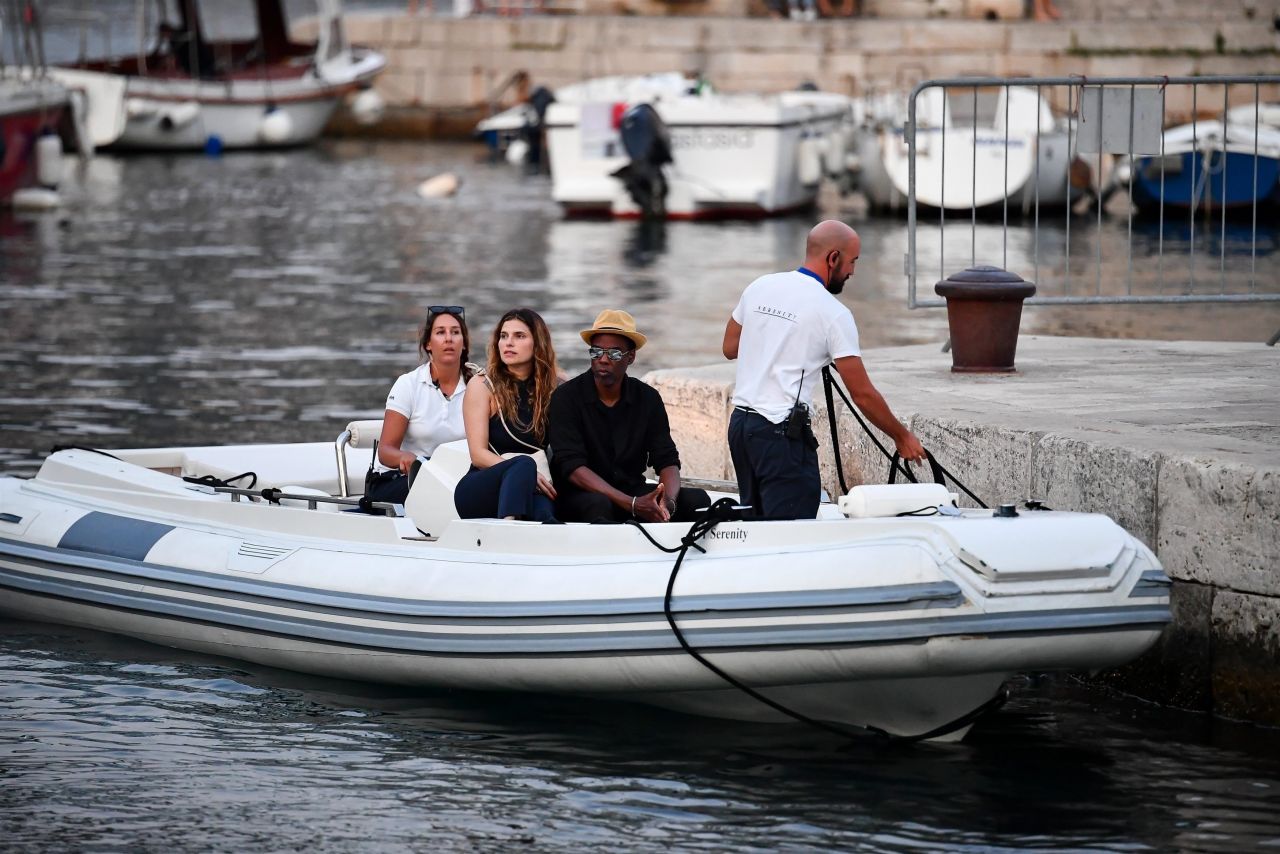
top-left (579, 309), bottom-right (647, 350)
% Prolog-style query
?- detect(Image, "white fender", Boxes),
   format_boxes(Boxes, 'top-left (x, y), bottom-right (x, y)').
top-left (822, 128), bottom-right (847, 177)
top-left (349, 89), bottom-right (385, 127)
top-left (839, 484), bottom-right (957, 519)
top-left (11, 187), bottom-right (62, 210)
top-left (36, 134), bottom-right (63, 188)
top-left (158, 101), bottom-right (201, 131)
top-left (258, 110), bottom-right (294, 144)
top-left (797, 136), bottom-right (823, 186)
top-left (505, 138), bottom-right (529, 166)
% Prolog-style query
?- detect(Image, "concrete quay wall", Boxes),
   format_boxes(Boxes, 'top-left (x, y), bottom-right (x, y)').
top-left (642, 337), bottom-right (1280, 725)
top-left (331, 12), bottom-right (1280, 137)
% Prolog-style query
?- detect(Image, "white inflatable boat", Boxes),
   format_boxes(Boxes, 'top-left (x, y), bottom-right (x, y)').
top-left (0, 425), bottom-right (1170, 741)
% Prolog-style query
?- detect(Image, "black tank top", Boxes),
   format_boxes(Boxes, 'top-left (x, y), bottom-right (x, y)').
top-left (489, 378), bottom-right (541, 453)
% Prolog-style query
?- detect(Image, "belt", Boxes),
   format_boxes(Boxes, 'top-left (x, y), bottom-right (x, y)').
top-left (734, 406), bottom-right (758, 414)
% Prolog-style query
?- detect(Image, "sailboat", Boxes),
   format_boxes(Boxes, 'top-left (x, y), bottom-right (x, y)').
top-left (46, 0), bottom-right (385, 151)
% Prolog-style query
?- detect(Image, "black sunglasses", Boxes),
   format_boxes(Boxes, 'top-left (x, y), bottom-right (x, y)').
top-left (588, 345), bottom-right (628, 362)
top-left (427, 304), bottom-right (465, 320)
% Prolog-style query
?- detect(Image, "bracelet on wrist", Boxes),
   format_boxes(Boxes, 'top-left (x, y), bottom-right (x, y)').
top-left (631, 495), bottom-right (637, 516)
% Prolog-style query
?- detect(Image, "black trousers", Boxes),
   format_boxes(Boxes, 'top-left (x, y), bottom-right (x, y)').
top-left (557, 484), bottom-right (711, 524)
top-left (365, 470), bottom-right (410, 505)
top-left (727, 408), bottom-right (820, 520)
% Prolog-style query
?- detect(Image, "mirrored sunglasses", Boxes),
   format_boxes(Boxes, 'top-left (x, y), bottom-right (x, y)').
top-left (588, 346), bottom-right (627, 362)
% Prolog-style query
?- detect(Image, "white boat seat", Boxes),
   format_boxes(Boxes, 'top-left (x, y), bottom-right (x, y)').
top-left (403, 439), bottom-right (471, 538)
top-left (344, 419), bottom-right (384, 449)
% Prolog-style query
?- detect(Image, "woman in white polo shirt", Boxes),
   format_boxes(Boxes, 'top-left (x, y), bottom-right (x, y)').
top-left (365, 305), bottom-right (475, 505)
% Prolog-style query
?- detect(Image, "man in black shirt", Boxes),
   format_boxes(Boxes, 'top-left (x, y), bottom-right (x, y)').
top-left (547, 310), bottom-right (710, 524)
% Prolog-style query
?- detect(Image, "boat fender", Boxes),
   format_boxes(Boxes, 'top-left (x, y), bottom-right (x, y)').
top-left (125, 98), bottom-right (158, 119)
top-left (838, 483), bottom-right (956, 519)
top-left (797, 136), bottom-right (823, 186)
top-left (349, 89), bottom-right (385, 127)
top-left (11, 187), bottom-right (62, 210)
top-left (204, 135), bottom-right (223, 157)
top-left (418, 173), bottom-right (461, 198)
top-left (258, 108), bottom-right (294, 145)
top-left (159, 101), bottom-right (201, 132)
top-left (505, 138), bottom-right (530, 167)
top-left (36, 133), bottom-right (63, 189)
top-left (822, 129), bottom-right (847, 177)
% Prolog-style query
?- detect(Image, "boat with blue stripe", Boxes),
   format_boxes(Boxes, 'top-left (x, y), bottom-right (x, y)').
top-left (0, 438), bottom-right (1171, 741)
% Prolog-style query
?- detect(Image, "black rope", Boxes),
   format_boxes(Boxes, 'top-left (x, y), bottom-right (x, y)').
top-left (181, 471), bottom-right (258, 490)
top-left (50, 445), bottom-right (121, 460)
top-left (820, 367), bottom-right (988, 509)
top-left (634, 497), bottom-right (1003, 743)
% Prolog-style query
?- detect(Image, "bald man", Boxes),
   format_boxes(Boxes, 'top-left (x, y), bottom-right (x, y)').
top-left (722, 220), bottom-right (926, 520)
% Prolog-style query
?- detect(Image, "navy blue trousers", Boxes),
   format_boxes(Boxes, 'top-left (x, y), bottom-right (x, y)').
top-left (727, 408), bottom-right (820, 520)
top-left (454, 454), bottom-right (556, 521)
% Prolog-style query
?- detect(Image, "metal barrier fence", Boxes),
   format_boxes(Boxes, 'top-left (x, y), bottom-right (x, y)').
top-left (903, 75), bottom-right (1280, 310)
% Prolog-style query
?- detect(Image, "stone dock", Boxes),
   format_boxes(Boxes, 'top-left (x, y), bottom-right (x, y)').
top-left (643, 336), bottom-right (1280, 724)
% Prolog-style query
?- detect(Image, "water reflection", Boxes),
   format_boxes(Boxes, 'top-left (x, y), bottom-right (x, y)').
top-left (2, 622), bottom-right (1279, 851)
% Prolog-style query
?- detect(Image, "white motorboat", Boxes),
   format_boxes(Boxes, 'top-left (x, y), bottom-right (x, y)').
top-left (857, 86), bottom-right (1080, 213)
top-left (45, 0), bottom-right (385, 151)
top-left (545, 89), bottom-right (855, 220)
top-left (0, 424), bottom-right (1170, 741)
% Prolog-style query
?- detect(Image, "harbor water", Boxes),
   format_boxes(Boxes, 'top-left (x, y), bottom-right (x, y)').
top-left (3, 140), bottom-right (1280, 849)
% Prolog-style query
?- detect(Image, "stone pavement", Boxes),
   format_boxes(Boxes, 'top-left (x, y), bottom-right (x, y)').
top-left (644, 336), bottom-right (1280, 724)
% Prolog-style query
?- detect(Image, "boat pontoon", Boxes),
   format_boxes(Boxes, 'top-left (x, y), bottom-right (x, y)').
top-left (0, 424), bottom-right (1170, 741)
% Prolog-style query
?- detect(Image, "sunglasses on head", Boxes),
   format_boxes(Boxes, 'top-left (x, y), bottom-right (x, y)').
top-left (588, 345), bottom-right (628, 362)
top-left (427, 305), bottom-right (465, 320)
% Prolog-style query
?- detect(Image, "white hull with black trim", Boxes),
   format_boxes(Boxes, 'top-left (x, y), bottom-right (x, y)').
top-left (0, 444), bottom-right (1170, 741)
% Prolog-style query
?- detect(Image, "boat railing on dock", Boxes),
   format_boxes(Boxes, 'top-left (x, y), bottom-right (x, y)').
top-left (899, 75), bottom-right (1280, 326)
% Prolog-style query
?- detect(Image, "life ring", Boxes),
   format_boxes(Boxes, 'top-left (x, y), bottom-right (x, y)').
top-left (816, 0), bottom-right (857, 17)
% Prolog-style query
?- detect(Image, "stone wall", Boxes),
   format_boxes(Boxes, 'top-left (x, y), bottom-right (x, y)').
top-left (329, 11), bottom-right (1280, 137)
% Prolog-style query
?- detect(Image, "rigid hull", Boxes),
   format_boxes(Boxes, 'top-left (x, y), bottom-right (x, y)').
top-left (545, 92), bottom-right (851, 220)
top-left (0, 447), bottom-right (1170, 740)
top-left (857, 86), bottom-right (1078, 214)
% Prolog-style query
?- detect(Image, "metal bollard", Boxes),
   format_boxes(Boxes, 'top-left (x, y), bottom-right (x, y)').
top-left (934, 266), bottom-right (1037, 373)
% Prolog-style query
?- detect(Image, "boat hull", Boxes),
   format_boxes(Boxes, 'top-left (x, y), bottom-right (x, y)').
top-left (0, 84), bottom-right (68, 203)
top-left (1131, 149), bottom-right (1280, 212)
top-left (0, 447), bottom-right (1172, 740)
top-left (546, 93), bottom-right (850, 220)
top-left (48, 49), bottom-right (386, 151)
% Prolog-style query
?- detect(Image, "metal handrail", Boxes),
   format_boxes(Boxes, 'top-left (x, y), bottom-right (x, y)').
top-left (186, 480), bottom-right (401, 516)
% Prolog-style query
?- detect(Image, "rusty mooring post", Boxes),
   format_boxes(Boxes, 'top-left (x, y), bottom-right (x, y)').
top-left (934, 266), bottom-right (1037, 373)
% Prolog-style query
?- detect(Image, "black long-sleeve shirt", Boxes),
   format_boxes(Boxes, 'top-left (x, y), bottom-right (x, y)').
top-left (546, 371), bottom-right (681, 494)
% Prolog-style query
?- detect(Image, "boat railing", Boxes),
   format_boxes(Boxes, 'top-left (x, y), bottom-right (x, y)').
top-left (186, 481), bottom-right (402, 517)
top-left (902, 75), bottom-right (1280, 339)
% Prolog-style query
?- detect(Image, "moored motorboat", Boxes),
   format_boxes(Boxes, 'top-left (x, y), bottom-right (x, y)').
top-left (0, 432), bottom-right (1170, 741)
top-left (45, 0), bottom-right (385, 151)
top-left (857, 85), bottom-right (1081, 214)
top-left (1114, 109), bottom-right (1280, 214)
top-left (545, 88), bottom-right (854, 220)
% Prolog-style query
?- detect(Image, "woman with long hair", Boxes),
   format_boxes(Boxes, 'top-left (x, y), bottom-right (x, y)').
top-left (365, 305), bottom-right (474, 505)
top-left (455, 308), bottom-right (560, 521)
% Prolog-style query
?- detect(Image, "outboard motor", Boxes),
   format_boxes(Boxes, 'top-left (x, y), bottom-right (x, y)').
top-left (521, 85), bottom-right (555, 171)
top-left (610, 103), bottom-right (673, 219)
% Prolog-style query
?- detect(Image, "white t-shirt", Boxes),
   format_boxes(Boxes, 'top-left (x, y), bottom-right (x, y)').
top-left (730, 269), bottom-right (861, 423)
top-left (375, 363), bottom-right (467, 472)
